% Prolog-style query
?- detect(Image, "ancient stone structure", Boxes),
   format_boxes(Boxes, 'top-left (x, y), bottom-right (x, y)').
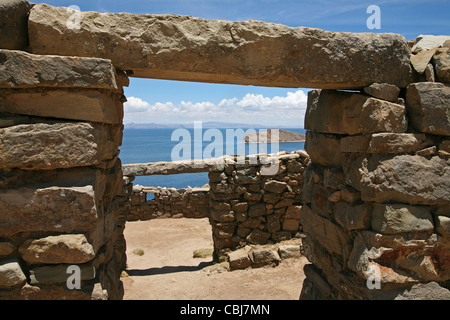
top-left (128, 185), bottom-right (210, 220)
top-left (0, 0), bottom-right (449, 300)
top-left (123, 151), bottom-right (309, 260)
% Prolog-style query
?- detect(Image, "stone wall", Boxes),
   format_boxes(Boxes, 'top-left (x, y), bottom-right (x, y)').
top-left (0, 49), bottom-right (128, 300)
top-left (128, 185), bottom-right (210, 221)
top-left (299, 45), bottom-right (450, 299)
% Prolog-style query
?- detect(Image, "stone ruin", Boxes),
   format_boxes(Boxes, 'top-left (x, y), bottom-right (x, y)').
top-left (0, 0), bottom-right (449, 300)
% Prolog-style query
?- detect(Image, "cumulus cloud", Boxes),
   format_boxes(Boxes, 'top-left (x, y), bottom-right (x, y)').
top-left (123, 89), bottom-right (308, 127)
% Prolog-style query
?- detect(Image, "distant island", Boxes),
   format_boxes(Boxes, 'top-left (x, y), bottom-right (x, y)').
top-left (243, 129), bottom-right (306, 143)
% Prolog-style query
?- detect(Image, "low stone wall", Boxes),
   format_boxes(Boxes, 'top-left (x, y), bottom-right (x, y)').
top-left (208, 151), bottom-right (309, 258)
top-left (128, 185), bottom-right (210, 220)
top-left (0, 50), bottom-right (128, 300)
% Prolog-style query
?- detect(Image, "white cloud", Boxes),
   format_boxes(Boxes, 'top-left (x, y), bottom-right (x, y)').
top-left (123, 89), bottom-right (308, 127)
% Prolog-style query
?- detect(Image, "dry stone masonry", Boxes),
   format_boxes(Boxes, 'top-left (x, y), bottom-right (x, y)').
top-left (0, 0), bottom-right (449, 300)
top-left (0, 48), bottom-right (128, 299)
top-left (300, 38), bottom-right (450, 299)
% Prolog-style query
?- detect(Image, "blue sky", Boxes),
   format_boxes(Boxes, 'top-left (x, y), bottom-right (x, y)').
top-left (41, 0), bottom-right (449, 127)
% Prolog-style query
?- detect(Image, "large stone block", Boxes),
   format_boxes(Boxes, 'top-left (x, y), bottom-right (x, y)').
top-left (0, 89), bottom-right (123, 124)
top-left (28, 4), bottom-right (413, 89)
top-left (346, 154), bottom-right (450, 205)
top-left (0, 122), bottom-right (121, 170)
top-left (299, 205), bottom-right (350, 256)
top-left (406, 82), bottom-right (450, 136)
top-left (19, 234), bottom-right (96, 264)
top-left (305, 89), bottom-right (407, 135)
top-left (305, 131), bottom-right (344, 167)
top-left (0, 168), bottom-right (106, 237)
top-left (371, 204), bottom-right (434, 234)
top-left (0, 49), bottom-right (118, 90)
top-left (0, 0), bottom-right (34, 50)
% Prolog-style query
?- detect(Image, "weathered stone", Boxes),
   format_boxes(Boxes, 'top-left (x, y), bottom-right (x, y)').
top-left (340, 186), bottom-right (361, 203)
top-left (367, 133), bottom-right (433, 154)
top-left (210, 209), bottom-right (235, 222)
top-left (0, 49), bottom-right (118, 89)
top-left (0, 0), bottom-right (34, 50)
top-left (0, 241), bottom-right (15, 257)
top-left (346, 154), bottom-right (450, 205)
top-left (250, 248), bottom-right (280, 267)
top-left (424, 63), bottom-right (436, 82)
top-left (28, 4), bottom-right (412, 89)
top-left (278, 244), bottom-right (301, 259)
top-left (340, 135), bottom-right (371, 153)
top-left (263, 180), bottom-right (287, 193)
top-left (30, 263), bottom-right (96, 284)
top-left (266, 214), bottom-right (281, 233)
top-left (433, 48), bottom-right (450, 83)
top-left (395, 282), bottom-right (450, 300)
top-left (227, 248), bottom-right (251, 270)
top-left (411, 35), bottom-right (450, 53)
top-left (371, 204), bottom-right (434, 234)
top-left (0, 89), bottom-right (123, 125)
top-left (348, 231), bottom-right (421, 285)
top-left (248, 203), bottom-right (266, 217)
top-left (0, 258), bottom-right (26, 288)
top-left (282, 219), bottom-right (300, 231)
top-left (19, 234), bottom-right (96, 264)
top-left (246, 229), bottom-right (271, 245)
top-left (363, 83), bottom-right (400, 102)
top-left (434, 215), bottom-right (450, 237)
top-left (299, 205), bottom-right (350, 256)
top-left (232, 202), bottom-right (248, 212)
top-left (415, 146), bottom-right (437, 157)
top-left (0, 122), bottom-right (120, 170)
top-left (333, 202), bottom-right (372, 231)
top-left (285, 205), bottom-right (302, 219)
top-left (410, 48), bottom-right (437, 74)
top-left (406, 82), bottom-right (450, 136)
top-left (263, 192), bottom-right (281, 204)
top-left (0, 168), bottom-right (105, 237)
top-left (305, 89), bottom-right (407, 135)
top-left (305, 131), bottom-right (344, 167)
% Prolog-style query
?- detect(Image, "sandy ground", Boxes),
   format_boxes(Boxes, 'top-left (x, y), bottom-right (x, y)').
top-left (122, 218), bottom-right (308, 300)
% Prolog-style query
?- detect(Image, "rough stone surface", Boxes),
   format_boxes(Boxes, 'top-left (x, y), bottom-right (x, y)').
top-left (371, 204), bottom-right (434, 234)
top-left (0, 258), bottom-right (26, 288)
top-left (346, 154), bottom-right (450, 205)
top-left (363, 83), bottom-right (400, 102)
top-left (395, 282), bottom-right (450, 300)
top-left (0, 49), bottom-right (118, 89)
top-left (0, 122), bottom-right (120, 170)
top-left (19, 234), bottom-right (96, 264)
top-left (300, 205), bottom-right (350, 256)
top-left (29, 263), bottom-right (96, 284)
top-left (411, 35), bottom-right (450, 53)
top-left (0, 169), bottom-right (104, 237)
top-left (433, 48), bottom-right (450, 83)
top-left (305, 89), bottom-right (407, 135)
top-left (410, 48), bottom-right (437, 74)
top-left (406, 82), bottom-right (450, 136)
top-left (28, 3), bottom-right (413, 89)
top-left (305, 131), bottom-right (343, 167)
top-left (0, 89), bottom-right (124, 124)
top-left (0, 0), bottom-right (34, 50)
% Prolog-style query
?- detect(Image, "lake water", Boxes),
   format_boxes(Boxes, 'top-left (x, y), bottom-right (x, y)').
top-left (119, 128), bottom-right (306, 189)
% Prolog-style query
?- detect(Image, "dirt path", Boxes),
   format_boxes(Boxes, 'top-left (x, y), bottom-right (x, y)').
top-left (122, 218), bottom-right (308, 300)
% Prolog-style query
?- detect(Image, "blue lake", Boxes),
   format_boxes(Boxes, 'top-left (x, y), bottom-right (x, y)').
top-left (119, 128), bottom-right (306, 189)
